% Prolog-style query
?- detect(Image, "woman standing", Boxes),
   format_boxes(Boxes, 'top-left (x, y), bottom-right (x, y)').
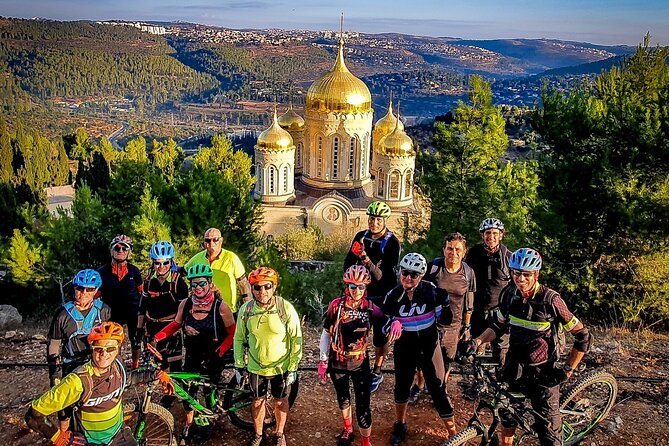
top-left (319, 265), bottom-right (401, 446)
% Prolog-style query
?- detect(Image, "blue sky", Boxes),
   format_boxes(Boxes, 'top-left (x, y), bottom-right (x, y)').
top-left (1, 0), bottom-right (667, 45)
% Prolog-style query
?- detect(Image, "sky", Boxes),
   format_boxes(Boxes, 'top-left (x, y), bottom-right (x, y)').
top-left (1, 0), bottom-right (667, 46)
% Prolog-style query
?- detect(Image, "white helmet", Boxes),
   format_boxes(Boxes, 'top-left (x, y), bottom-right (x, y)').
top-left (479, 217), bottom-right (505, 233)
top-left (399, 253), bottom-right (427, 275)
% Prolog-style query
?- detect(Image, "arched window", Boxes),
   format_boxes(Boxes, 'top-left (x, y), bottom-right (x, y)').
top-left (269, 166), bottom-right (276, 194)
top-left (283, 166), bottom-right (289, 193)
top-left (256, 163), bottom-right (263, 194)
top-left (360, 139), bottom-right (367, 178)
top-left (389, 170), bottom-right (400, 199)
top-left (348, 137), bottom-right (356, 179)
top-left (317, 136), bottom-right (323, 178)
top-left (377, 168), bottom-right (385, 196)
top-left (296, 142), bottom-right (302, 167)
top-left (332, 136), bottom-right (339, 179)
top-left (404, 169), bottom-right (413, 198)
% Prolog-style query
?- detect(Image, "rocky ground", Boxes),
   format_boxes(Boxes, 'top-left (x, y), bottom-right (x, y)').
top-left (1, 326), bottom-right (668, 446)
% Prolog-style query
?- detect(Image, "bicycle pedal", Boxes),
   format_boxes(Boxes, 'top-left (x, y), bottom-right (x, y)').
top-left (194, 416), bottom-right (211, 427)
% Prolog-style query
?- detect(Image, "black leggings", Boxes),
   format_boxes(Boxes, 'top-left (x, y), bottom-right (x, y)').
top-left (329, 358), bottom-right (372, 429)
top-left (393, 330), bottom-right (453, 419)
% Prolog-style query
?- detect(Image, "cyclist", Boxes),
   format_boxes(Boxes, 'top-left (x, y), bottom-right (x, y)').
top-left (98, 235), bottom-right (144, 369)
top-left (319, 265), bottom-right (402, 446)
top-left (26, 322), bottom-right (138, 446)
top-left (379, 253), bottom-right (456, 445)
top-left (344, 201), bottom-right (401, 392)
top-left (234, 267), bottom-right (302, 446)
top-left (185, 227), bottom-right (252, 316)
top-left (467, 248), bottom-right (592, 446)
top-left (464, 218), bottom-right (511, 365)
top-left (412, 232), bottom-right (476, 406)
top-left (137, 241), bottom-right (188, 371)
top-left (153, 263), bottom-right (236, 443)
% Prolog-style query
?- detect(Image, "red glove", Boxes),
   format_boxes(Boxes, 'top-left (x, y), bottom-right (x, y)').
top-left (157, 370), bottom-right (175, 395)
top-left (351, 241), bottom-right (364, 256)
top-left (154, 320), bottom-right (181, 343)
top-left (52, 430), bottom-right (86, 446)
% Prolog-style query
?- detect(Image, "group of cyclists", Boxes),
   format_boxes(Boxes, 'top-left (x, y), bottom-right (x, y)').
top-left (24, 200), bottom-right (591, 446)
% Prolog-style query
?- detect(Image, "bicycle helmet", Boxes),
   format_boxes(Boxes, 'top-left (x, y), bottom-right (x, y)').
top-left (399, 252), bottom-right (427, 275)
top-left (509, 248), bottom-right (542, 271)
top-left (479, 218), bottom-right (505, 233)
top-left (186, 264), bottom-right (214, 280)
top-left (110, 234), bottom-right (133, 250)
top-left (88, 321), bottom-right (125, 344)
top-left (72, 269), bottom-right (102, 289)
top-left (248, 267), bottom-right (279, 286)
top-left (149, 240), bottom-right (175, 260)
top-left (343, 265), bottom-right (371, 285)
top-left (366, 201), bottom-right (392, 218)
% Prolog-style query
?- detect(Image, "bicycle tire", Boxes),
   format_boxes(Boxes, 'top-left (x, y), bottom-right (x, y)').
top-left (560, 370), bottom-right (617, 446)
top-left (224, 374), bottom-right (300, 431)
top-left (441, 426), bottom-right (484, 446)
top-left (123, 400), bottom-right (177, 446)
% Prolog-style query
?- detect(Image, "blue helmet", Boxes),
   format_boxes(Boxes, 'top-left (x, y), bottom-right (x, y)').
top-left (72, 269), bottom-right (102, 288)
top-left (509, 248), bottom-right (542, 272)
top-left (149, 241), bottom-right (175, 261)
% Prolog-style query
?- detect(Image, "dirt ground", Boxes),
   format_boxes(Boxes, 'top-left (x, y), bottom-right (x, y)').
top-left (1, 325), bottom-right (668, 446)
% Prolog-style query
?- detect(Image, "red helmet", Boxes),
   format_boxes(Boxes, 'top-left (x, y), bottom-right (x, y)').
top-left (110, 234), bottom-right (133, 250)
top-left (248, 267), bottom-right (279, 286)
top-left (343, 265), bottom-right (371, 285)
top-left (88, 322), bottom-right (125, 344)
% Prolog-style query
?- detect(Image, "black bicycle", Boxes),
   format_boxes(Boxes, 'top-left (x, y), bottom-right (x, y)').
top-left (444, 356), bottom-right (618, 446)
top-left (123, 345), bottom-right (299, 446)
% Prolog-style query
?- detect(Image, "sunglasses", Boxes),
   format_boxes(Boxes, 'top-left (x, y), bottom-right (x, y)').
top-left (400, 270), bottom-right (421, 279)
top-left (75, 286), bottom-right (96, 293)
top-left (252, 283), bottom-right (273, 291)
top-left (204, 237), bottom-right (221, 244)
top-left (347, 284), bottom-right (367, 291)
top-left (92, 346), bottom-right (118, 354)
top-left (113, 245), bottom-right (129, 252)
top-left (511, 270), bottom-right (534, 278)
top-left (153, 260), bottom-right (171, 266)
top-left (190, 280), bottom-right (209, 289)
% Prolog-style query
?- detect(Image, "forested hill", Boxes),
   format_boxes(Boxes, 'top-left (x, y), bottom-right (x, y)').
top-left (533, 55), bottom-right (626, 77)
top-left (0, 18), bottom-right (217, 110)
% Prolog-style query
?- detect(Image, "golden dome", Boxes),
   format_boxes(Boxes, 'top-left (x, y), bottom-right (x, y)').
top-left (378, 119), bottom-right (413, 156)
top-left (306, 39), bottom-right (372, 113)
top-left (374, 99), bottom-right (404, 137)
top-left (278, 104), bottom-right (305, 131)
top-left (257, 109), bottom-right (294, 151)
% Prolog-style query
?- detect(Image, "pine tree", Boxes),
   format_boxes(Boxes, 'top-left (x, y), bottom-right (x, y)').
top-left (129, 186), bottom-right (172, 266)
top-left (5, 229), bottom-right (42, 286)
top-left (0, 124), bottom-right (13, 184)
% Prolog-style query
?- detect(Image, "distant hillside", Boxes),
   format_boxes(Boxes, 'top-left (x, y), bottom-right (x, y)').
top-left (448, 38), bottom-right (634, 72)
top-left (534, 55), bottom-right (626, 77)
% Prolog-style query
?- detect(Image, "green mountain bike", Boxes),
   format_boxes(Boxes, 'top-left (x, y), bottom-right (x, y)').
top-left (123, 345), bottom-right (299, 446)
top-left (444, 355), bottom-right (617, 446)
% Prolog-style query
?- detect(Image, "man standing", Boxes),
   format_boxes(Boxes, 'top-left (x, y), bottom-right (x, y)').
top-left (185, 227), bottom-right (252, 315)
top-left (468, 248), bottom-right (591, 446)
top-left (464, 218), bottom-right (511, 364)
top-left (234, 267), bottom-right (302, 446)
top-left (98, 235), bottom-right (144, 369)
top-left (343, 201), bottom-right (401, 392)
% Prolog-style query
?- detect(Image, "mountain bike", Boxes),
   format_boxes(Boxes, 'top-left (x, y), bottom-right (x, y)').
top-left (444, 355), bottom-right (617, 446)
top-left (123, 345), bottom-right (299, 446)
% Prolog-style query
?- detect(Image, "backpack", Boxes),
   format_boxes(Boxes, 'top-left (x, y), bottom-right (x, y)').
top-left (498, 244), bottom-right (511, 280)
top-left (241, 296), bottom-right (289, 327)
top-left (183, 297), bottom-right (224, 342)
top-left (362, 229), bottom-right (395, 255)
top-left (143, 268), bottom-right (182, 302)
top-left (63, 299), bottom-right (105, 358)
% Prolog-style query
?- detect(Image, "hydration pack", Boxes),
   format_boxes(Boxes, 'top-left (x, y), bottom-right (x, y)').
top-left (63, 299), bottom-right (105, 359)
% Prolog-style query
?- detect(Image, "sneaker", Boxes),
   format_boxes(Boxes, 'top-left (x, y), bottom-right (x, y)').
top-left (336, 428), bottom-right (355, 446)
top-left (407, 384), bottom-right (423, 404)
top-left (248, 434), bottom-right (263, 446)
top-left (272, 434), bottom-right (286, 446)
top-left (370, 371), bottom-right (384, 393)
top-left (389, 421), bottom-right (407, 446)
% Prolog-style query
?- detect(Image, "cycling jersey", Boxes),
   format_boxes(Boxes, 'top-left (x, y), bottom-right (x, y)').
top-left (344, 229), bottom-right (401, 298)
top-left (323, 296), bottom-right (392, 371)
top-left (234, 297), bottom-right (303, 376)
top-left (182, 297), bottom-right (227, 381)
top-left (98, 262), bottom-right (143, 349)
top-left (426, 258), bottom-right (475, 326)
top-left (185, 249), bottom-right (246, 313)
top-left (465, 243), bottom-right (511, 314)
top-left (31, 359), bottom-right (126, 445)
top-left (140, 268), bottom-right (188, 330)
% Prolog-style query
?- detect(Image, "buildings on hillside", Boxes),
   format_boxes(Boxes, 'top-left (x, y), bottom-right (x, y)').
top-left (254, 35), bottom-right (427, 241)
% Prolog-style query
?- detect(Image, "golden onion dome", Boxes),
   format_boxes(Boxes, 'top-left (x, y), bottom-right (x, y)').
top-left (257, 108), bottom-right (294, 151)
top-left (374, 99), bottom-right (404, 137)
top-left (378, 119), bottom-right (413, 156)
top-left (278, 104), bottom-right (305, 131)
top-left (306, 38), bottom-right (372, 113)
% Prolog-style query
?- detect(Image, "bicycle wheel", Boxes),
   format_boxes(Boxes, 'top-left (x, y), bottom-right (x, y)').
top-left (123, 400), bottom-right (177, 446)
top-left (441, 426), bottom-right (484, 446)
top-left (223, 374), bottom-right (300, 431)
top-left (560, 370), bottom-right (617, 446)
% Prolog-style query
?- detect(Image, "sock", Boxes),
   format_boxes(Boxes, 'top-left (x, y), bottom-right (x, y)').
top-left (343, 417), bottom-right (353, 431)
top-left (361, 435), bottom-right (372, 446)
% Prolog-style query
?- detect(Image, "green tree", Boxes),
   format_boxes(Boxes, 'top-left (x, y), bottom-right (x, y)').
top-left (150, 138), bottom-right (181, 180)
top-left (0, 122), bottom-right (13, 184)
top-left (129, 186), bottom-right (172, 266)
top-left (5, 229), bottom-right (42, 286)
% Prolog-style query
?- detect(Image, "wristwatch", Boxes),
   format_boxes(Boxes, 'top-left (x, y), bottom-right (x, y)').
top-left (563, 363), bottom-right (574, 373)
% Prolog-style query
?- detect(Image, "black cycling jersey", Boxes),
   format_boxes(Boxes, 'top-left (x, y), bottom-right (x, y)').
top-left (182, 298), bottom-right (227, 383)
top-left (465, 243), bottom-right (511, 312)
top-left (344, 228), bottom-right (401, 298)
top-left (140, 268), bottom-right (188, 332)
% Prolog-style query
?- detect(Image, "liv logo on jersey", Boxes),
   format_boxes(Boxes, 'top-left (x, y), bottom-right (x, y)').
top-left (399, 303), bottom-right (427, 317)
